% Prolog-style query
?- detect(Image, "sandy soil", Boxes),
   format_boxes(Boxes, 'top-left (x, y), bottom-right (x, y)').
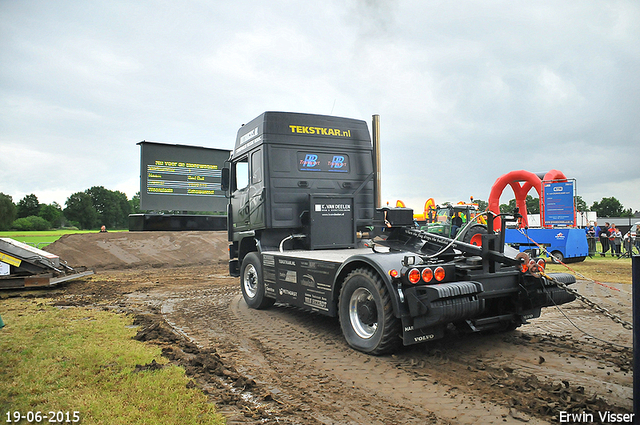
top-left (41, 231), bottom-right (634, 424)
top-left (47, 231), bottom-right (229, 270)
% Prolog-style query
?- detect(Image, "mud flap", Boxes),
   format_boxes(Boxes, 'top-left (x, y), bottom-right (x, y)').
top-left (229, 260), bottom-right (240, 277)
top-left (401, 319), bottom-right (444, 345)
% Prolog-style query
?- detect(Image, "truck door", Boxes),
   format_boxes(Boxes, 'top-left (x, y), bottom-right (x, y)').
top-left (248, 149), bottom-right (265, 228)
top-left (230, 149), bottom-right (265, 231)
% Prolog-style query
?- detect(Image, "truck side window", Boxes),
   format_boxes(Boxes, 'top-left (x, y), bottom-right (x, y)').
top-left (251, 149), bottom-right (262, 184)
top-left (235, 158), bottom-right (249, 191)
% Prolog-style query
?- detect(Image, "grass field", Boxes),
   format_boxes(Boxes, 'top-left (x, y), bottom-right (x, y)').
top-left (0, 230), bottom-right (127, 248)
top-left (546, 254), bottom-right (634, 285)
top-left (0, 299), bottom-right (225, 425)
top-left (542, 240), bottom-right (636, 285)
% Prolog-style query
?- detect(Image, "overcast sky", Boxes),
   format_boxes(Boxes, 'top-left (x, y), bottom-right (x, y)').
top-left (1, 0), bottom-right (639, 215)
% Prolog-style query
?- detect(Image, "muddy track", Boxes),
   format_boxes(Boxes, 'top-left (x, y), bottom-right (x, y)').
top-left (125, 271), bottom-right (632, 425)
top-left (42, 232), bottom-right (633, 423)
top-left (40, 262), bottom-right (633, 424)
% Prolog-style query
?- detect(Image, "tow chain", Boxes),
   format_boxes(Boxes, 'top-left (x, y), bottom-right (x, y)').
top-left (516, 228), bottom-right (633, 332)
top-left (542, 271), bottom-right (633, 331)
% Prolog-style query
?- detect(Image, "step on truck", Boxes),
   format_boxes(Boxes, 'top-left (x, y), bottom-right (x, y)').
top-left (221, 112), bottom-right (576, 354)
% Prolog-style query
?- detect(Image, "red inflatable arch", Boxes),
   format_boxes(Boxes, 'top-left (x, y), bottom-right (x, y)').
top-left (487, 169), bottom-right (567, 230)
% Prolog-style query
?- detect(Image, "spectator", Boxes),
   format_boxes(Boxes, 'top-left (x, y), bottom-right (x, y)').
top-left (623, 231), bottom-right (635, 256)
top-left (610, 224), bottom-right (622, 257)
top-left (585, 223), bottom-right (596, 257)
top-left (599, 222), bottom-right (610, 257)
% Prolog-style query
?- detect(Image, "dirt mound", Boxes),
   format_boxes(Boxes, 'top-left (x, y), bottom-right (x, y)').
top-left (45, 231), bottom-right (229, 271)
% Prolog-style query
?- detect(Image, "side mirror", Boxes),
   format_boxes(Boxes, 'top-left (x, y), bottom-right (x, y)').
top-left (221, 167), bottom-right (230, 192)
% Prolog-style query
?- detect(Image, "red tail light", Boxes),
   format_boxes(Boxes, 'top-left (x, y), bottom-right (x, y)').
top-left (408, 268), bottom-right (421, 284)
top-left (422, 268), bottom-right (433, 283)
top-left (434, 266), bottom-right (445, 282)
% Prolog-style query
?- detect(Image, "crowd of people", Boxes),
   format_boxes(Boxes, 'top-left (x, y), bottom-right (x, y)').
top-left (584, 221), bottom-right (638, 257)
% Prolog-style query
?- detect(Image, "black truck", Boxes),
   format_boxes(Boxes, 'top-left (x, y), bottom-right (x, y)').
top-left (222, 111), bottom-right (576, 354)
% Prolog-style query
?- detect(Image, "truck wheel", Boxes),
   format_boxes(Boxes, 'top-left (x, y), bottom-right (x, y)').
top-left (339, 268), bottom-right (400, 355)
top-left (241, 252), bottom-right (275, 309)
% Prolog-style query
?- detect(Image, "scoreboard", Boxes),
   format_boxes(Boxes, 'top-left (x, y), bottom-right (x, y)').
top-left (138, 141), bottom-right (230, 212)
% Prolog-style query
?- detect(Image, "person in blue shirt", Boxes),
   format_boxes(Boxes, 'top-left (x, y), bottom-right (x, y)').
top-left (593, 222), bottom-right (601, 257)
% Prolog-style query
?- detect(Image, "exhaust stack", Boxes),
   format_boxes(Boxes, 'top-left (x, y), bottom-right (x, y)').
top-left (372, 114), bottom-right (381, 209)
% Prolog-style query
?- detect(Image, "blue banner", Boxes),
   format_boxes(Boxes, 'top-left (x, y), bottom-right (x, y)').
top-left (543, 181), bottom-right (575, 227)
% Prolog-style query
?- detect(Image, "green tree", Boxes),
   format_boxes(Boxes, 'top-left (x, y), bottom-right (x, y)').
top-left (12, 216), bottom-right (51, 231)
top-left (110, 190), bottom-right (131, 228)
top-left (501, 195), bottom-right (540, 215)
top-left (473, 198), bottom-right (488, 212)
top-left (129, 192), bottom-right (141, 214)
top-left (0, 193), bottom-right (17, 230)
top-left (591, 197), bottom-right (625, 217)
top-left (86, 186), bottom-right (131, 229)
top-left (64, 192), bottom-right (98, 229)
top-left (16, 193), bottom-right (40, 218)
top-left (574, 196), bottom-right (588, 213)
top-left (526, 195), bottom-right (540, 214)
top-left (39, 202), bottom-right (62, 228)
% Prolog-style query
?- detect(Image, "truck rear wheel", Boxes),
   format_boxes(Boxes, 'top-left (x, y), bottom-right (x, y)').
top-left (339, 268), bottom-right (400, 355)
top-left (241, 252), bottom-right (275, 309)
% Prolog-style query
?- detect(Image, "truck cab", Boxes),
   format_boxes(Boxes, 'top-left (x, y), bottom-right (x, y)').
top-left (225, 112), bottom-right (376, 275)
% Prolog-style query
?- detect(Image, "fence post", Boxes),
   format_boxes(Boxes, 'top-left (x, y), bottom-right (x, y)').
top-left (634, 255), bottom-right (639, 416)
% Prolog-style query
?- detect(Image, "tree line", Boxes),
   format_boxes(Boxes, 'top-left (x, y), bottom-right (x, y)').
top-left (434, 195), bottom-right (634, 218)
top-left (0, 187), bottom-right (141, 231)
top-left (0, 189), bottom-right (635, 232)
top-left (491, 195), bottom-right (635, 217)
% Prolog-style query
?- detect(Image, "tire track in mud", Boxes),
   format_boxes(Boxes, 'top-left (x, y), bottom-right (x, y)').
top-left (162, 286), bottom-right (439, 424)
top-left (507, 280), bottom-right (634, 410)
top-left (228, 296), bottom-right (552, 425)
top-left (154, 278), bottom-right (632, 424)
top-left (162, 282), bottom-right (547, 425)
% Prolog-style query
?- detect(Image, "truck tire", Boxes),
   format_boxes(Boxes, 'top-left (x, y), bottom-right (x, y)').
top-left (338, 268), bottom-right (400, 355)
top-left (241, 252), bottom-right (275, 310)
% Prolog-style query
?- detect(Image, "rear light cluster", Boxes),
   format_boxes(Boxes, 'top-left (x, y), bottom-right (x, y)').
top-left (406, 266), bottom-right (446, 284)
